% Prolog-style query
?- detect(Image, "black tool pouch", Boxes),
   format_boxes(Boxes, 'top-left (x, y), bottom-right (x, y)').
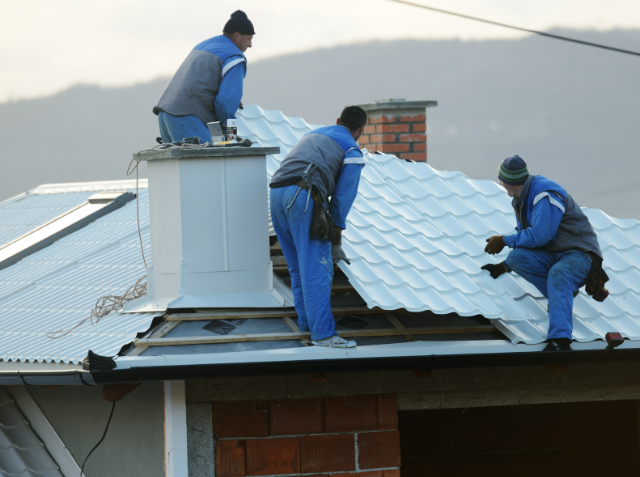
top-left (309, 186), bottom-right (341, 242)
top-left (586, 253), bottom-right (610, 302)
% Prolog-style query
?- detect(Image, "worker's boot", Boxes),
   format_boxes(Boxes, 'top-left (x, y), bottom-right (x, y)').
top-left (312, 335), bottom-right (357, 348)
top-left (543, 338), bottom-right (573, 351)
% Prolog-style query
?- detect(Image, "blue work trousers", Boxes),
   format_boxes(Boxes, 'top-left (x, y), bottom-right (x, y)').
top-left (158, 111), bottom-right (211, 144)
top-left (270, 185), bottom-right (336, 341)
top-left (505, 248), bottom-right (592, 340)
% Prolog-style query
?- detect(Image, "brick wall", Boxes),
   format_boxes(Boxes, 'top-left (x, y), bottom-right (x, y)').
top-left (213, 394), bottom-right (400, 477)
top-left (357, 99), bottom-right (437, 163)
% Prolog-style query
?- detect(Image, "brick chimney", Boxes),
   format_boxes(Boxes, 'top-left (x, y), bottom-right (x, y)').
top-left (357, 99), bottom-right (437, 162)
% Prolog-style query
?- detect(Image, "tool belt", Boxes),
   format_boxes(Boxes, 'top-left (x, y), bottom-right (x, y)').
top-left (271, 165), bottom-right (340, 242)
top-left (294, 180), bottom-right (309, 191)
top-left (306, 183), bottom-right (341, 242)
top-left (586, 252), bottom-right (609, 302)
top-left (296, 164), bottom-right (340, 242)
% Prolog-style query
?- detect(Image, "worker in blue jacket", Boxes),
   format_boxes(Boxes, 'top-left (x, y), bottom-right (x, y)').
top-left (153, 10), bottom-right (253, 144)
top-left (481, 155), bottom-right (602, 351)
top-left (269, 106), bottom-right (368, 348)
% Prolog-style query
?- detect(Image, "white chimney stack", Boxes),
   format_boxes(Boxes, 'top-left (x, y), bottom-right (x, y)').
top-left (126, 146), bottom-right (292, 312)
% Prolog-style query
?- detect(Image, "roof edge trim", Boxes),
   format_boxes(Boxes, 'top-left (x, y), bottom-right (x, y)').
top-left (9, 387), bottom-right (86, 476)
top-left (90, 340), bottom-right (640, 385)
top-left (0, 192), bottom-right (135, 272)
top-left (29, 178), bottom-right (148, 194)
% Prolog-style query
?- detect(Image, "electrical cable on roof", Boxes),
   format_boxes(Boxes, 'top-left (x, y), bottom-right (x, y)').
top-left (80, 401), bottom-right (116, 476)
top-left (46, 142), bottom-right (210, 340)
top-left (383, 0), bottom-right (640, 58)
top-left (46, 276), bottom-right (147, 339)
top-left (127, 152), bottom-right (153, 270)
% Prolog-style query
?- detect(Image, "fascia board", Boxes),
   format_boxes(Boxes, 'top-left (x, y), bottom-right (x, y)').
top-left (9, 387), bottom-right (86, 477)
top-left (85, 340), bottom-right (640, 384)
top-left (0, 371), bottom-right (96, 386)
top-left (112, 339), bottom-right (640, 369)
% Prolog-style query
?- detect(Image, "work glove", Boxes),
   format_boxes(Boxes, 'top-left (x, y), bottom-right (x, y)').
top-left (481, 263), bottom-right (507, 279)
top-left (331, 244), bottom-right (350, 266)
top-left (331, 228), bottom-right (350, 265)
top-left (484, 235), bottom-right (506, 255)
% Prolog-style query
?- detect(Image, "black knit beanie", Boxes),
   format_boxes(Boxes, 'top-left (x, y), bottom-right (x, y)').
top-left (498, 155), bottom-right (529, 185)
top-left (223, 10), bottom-right (255, 35)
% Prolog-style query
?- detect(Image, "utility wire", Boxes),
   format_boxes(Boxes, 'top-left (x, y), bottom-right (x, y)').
top-left (384, 0), bottom-right (640, 58)
top-left (80, 401), bottom-right (116, 476)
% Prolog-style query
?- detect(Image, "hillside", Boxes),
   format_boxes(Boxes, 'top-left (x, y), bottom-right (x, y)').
top-left (1, 29), bottom-right (639, 218)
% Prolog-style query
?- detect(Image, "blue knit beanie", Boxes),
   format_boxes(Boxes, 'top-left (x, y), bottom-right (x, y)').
top-left (498, 155), bottom-right (529, 185)
top-left (223, 10), bottom-right (255, 35)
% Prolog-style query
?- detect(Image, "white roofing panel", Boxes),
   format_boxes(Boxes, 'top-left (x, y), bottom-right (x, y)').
top-left (237, 105), bottom-right (640, 345)
top-left (1, 104), bottom-right (637, 364)
top-left (0, 388), bottom-right (62, 477)
top-left (0, 187), bottom-right (157, 363)
top-left (0, 191), bottom-right (94, 249)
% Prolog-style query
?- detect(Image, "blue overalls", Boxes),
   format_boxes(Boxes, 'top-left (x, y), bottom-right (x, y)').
top-left (501, 176), bottom-right (598, 340)
top-left (156, 35), bottom-right (247, 144)
top-left (270, 126), bottom-right (364, 340)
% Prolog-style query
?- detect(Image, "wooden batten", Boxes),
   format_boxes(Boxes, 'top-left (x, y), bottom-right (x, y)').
top-left (135, 325), bottom-right (496, 348)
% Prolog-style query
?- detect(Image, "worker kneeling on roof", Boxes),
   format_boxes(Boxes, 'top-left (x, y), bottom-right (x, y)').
top-left (482, 155), bottom-right (609, 352)
top-left (153, 10), bottom-right (253, 144)
top-left (269, 106), bottom-right (368, 348)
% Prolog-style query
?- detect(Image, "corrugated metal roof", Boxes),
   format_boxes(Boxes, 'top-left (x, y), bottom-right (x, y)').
top-left (238, 105), bottom-right (640, 345)
top-left (0, 388), bottom-right (62, 476)
top-left (2, 105), bottom-right (638, 367)
top-left (0, 190), bottom-right (94, 249)
top-left (0, 182), bottom-right (158, 363)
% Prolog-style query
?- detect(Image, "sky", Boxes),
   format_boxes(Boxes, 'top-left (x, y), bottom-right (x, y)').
top-left (1, 0), bottom-right (640, 103)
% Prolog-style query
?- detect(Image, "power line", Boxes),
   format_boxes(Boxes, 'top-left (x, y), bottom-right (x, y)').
top-left (383, 0), bottom-right (640, 58)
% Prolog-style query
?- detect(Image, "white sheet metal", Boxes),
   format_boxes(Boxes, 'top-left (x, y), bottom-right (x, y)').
top-left (1, 104), bottom-right (638, 368)
top-left (114, 338), bottom-right (640, 370)
top-left (135, 148), bottom-right (288, 310)
top-left (0, 187), bottom-right (158, 363)
top-left (236, 105), bottom-right (640, 345)
top-left (0, 191), bottom-right (94, 249)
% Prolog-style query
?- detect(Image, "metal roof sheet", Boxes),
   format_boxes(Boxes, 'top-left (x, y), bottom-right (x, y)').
top-left (2, 105), bottom-right (638, 367)
top-left (0, 182), bottom-right (157, 363)
top-left (0, 388), bottom-right (62, 476)
top-left (0, 191), bottom-right (94, 249)
top-left (238, 105), bottom-right (640, 345)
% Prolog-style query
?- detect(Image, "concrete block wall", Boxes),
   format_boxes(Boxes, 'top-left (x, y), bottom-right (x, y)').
top-left (213, 394), bottom-right (401, 477)
top-left (357, 99), bottom-right (437, 162)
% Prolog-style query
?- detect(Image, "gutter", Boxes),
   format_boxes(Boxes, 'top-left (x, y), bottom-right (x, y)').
top-left (0, 370), bottom-right (96, 386)
top-left (4, 340), bottom-right (637, 386)
top-left (88, 339), bottom-right (640, 385)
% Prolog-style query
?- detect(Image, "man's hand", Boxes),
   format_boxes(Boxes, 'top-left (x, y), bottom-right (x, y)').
top-left (481, 263), bottom-right (507, 279)
top-left (485, 235), bottom-right (506, 254)
top-left (331, 244), bottom-right (350, 266)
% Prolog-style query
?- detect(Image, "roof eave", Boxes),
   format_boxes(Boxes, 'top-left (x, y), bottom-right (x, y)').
top-left (89, 339), bottom-right (640, 385)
